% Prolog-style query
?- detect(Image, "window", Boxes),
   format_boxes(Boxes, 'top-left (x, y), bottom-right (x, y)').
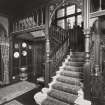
top-left (57, 8), bottom-right (65, 18)
top-left (66, 5), bottom-right (75, 15)
top-left (77, 8), bottom-right (81, 12)
top-left (77, 15), bottom-right (82, 26)
top-left (56, 4), bottom-right (82, 29)
top-left (57, 19), bottom-right (65, 29)
top-left (67, 16), bottom-right (75, 29)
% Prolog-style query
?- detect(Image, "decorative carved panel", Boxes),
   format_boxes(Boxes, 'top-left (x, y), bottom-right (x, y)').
top-left (0, 15), bottom-right (9, 85)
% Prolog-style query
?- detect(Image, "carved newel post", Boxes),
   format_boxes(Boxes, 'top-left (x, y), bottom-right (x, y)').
top-left (83, 0), bottom-right (91, 100)
top-left (45, 5), bottom-right (51, 87)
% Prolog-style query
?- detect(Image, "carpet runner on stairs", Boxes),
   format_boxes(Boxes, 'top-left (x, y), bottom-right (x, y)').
top-left (34, 52), bottom-right (91, 105)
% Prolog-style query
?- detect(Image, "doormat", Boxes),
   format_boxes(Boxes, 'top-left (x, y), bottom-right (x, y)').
top-left (4, 100), bottom-right (23, 105)
top-left (0, 81), bottom-right (37, 104)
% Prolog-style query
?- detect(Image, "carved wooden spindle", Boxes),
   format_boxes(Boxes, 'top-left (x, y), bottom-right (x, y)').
top-left (99, 0), bottom-right (102, 10)
top-left (36, 9), bottom-right (39, 26)
top-left (41, 8), bottom-right (44, 25)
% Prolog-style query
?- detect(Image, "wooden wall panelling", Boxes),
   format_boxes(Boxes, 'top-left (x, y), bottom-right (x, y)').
top-left (12, 39), bottom-right (20, 81)
top-left (9, 36), bottom-right (13, 82)
top-left (27, 42), bottom-right (33, 77)
top-left (32, 40), bottom-right (45, 83)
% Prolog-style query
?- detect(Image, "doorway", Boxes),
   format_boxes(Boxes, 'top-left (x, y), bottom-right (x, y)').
top-left (33, 40), bottom-right (45, 83)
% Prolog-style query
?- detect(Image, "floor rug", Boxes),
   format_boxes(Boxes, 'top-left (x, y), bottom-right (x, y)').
top-left (0, 81), bottom-right (37, 104)
top-left (4, 100), bottom-right (23, 105)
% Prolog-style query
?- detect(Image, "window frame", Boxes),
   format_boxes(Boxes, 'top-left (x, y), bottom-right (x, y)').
top-left (56, 4), bottom-right (82, 29)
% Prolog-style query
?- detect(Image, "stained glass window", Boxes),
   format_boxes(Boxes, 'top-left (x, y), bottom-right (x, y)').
top-left (67, 17), bottom-right (75, 29)
top-left (66, 5), bottom-right (75, 15)
top-left (77, 8), bottom-right (81, 12)
top-left (57, 8), bottom-right (65, 18)
top-left (56, 4), bottom-right (82, 29)
top-left (77, 15), bottom-right (82, 26)
top-left (57, 19), bottom-right (65, 29)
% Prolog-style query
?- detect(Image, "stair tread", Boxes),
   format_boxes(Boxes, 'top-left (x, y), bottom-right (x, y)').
top-left (65, 62), bottom-right (84, 67)
top-left (48, 88), bottom-right (78, 104)
top-left (59, 70), bottom-right (83, 78)
top-left (51, 81), bottom-right (81, 95)
top-left (69, 57), bottom-right (85, 62)
top-left (71, 52), bottom-right (85, 54)
top-left (63, 66), bottom-right (83, 72)
top-left (68, 60), bottom-right (84, 63)
top-left (65, 65), bottom-right (83, 69)
top-left (60, 70), bottom-right (82, 74)
top-left (56, 75), bottom-right (82, 86)
top-left (41, 96), bottom-right (70, 105)
top-left (70, 52), bottom-right (85, 56)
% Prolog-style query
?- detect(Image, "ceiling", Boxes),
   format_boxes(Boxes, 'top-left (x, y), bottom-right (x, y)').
top-left (0, 0), bottom-right (49, 16)
top-left (0, 0), bottom-right (84, 17)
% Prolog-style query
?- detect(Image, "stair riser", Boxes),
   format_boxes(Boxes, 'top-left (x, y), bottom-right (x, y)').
top-left (52, 84), bottom-right (79, 95)
top-left (56, 78), bottom-right (82, 86)
top-left (69, 58), bottom-right (85, 62)
top-left (70, 52), bottom-right (85, 57)
top-left (65, 62), bottom-right (84, 67)
top-left (70, 55), bottom-right (85, 59)
top-left (64, 66), bottom-right (83, 72)
top-left (60, 72), bottom-right (83, 79)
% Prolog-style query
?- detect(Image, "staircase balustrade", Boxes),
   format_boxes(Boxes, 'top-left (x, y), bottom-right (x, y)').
top-left (11, 7), bottom-right (45, 33)
top-left (49, 25), bottom-right (70, 78)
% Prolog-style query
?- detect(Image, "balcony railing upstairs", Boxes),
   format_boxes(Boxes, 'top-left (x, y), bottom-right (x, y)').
top-left (11, 7), bottom-right (45, 34)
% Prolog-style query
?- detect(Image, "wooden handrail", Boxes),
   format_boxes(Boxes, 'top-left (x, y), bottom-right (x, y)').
top-left (49, 25), bottom-right (68, 55)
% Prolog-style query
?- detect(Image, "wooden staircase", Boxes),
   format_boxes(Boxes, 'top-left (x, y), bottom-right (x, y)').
top-left (34, 51), bottom-right (91, 105)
